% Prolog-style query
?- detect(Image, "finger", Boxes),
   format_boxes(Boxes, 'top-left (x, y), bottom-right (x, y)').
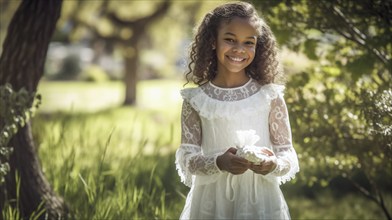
top-left (250, 165), bottom-right (263, 174)
top-left (230, 167), bottom-right (247, 174)
top-left (254, 164), bottom-right (268, 173)
top-left (229, 164), bottom-right (244, 170)
top-left (227, 147), bottom-right (238, 154)
top-left (262, 160), bottom-right (271, 167)
top-left (249, 163), bottom-right (258, 170)
top-left (233, 156), bottom-right (250, 165)
top-left (261, 157), bottom-right (275, 166)
top-left (258, 163), bottom-right (272, 172)
top-left (261, 148), bottom-right (274, 156)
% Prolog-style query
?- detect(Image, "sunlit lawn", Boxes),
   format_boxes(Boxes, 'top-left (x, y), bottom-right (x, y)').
top-left (37, 79), bottom-right (185, 113)
top-left (26, 79), bottom-right (388, 219)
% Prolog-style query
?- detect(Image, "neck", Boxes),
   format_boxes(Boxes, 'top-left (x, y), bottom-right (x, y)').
top-left (212, 71), bottom-right (250, 88)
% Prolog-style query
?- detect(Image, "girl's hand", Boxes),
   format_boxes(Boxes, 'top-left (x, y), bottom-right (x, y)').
top-left (250, 148), bottom-right (277, 175)
top-left (217, 147), bottom-right (250, 175)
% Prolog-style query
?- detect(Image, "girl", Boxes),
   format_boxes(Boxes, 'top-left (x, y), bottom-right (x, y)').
top-left (175, 2), bottom-right (299, 219)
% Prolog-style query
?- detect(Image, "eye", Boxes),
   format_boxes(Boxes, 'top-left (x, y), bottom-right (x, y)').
top-left (245, 41), bottom-right (255, 46)
top-left (224, 38), bottom-right (235, 43)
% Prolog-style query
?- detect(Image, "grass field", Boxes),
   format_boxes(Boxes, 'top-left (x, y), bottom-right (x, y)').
top-left (4, 80), bottom-right (389, 219)
top-left (37, 79), bottom-right (185, 113)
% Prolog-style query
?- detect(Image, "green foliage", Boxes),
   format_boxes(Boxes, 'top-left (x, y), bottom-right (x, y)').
top-left (81, 65), bottom-right (109, 82)
top-left (1, 173), bottom-right (22, 220)
top-left (0, 84), bottom-right (41, 185)
top-left (285, 68), bottom-right (392, 215)
top-left (286, 189), bottom-right (390, 219)
top-left (55, 1), bottom-right (227, 80)
top-left (253, 0), bottom-right (391, 79)
top-left (1, 172), bottom-right (46, 220)
top-left (251, 1), bottom-right (391, 217)
top-left (29, 107), bottom-right (183, 219)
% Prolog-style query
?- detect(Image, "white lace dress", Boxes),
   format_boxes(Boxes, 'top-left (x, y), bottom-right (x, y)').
top-left (175, 79), bottom-right (299, 219)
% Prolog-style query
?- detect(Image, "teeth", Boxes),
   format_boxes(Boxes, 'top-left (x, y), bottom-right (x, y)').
top-left (229, 56), bottom-right (244, 62)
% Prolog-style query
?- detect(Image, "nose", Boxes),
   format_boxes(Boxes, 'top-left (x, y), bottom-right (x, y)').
top-left (232, 45), bottom-right (245, 53)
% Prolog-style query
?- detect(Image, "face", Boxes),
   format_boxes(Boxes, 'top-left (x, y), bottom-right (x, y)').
top-left (214, 17), bottom-right (258, 76)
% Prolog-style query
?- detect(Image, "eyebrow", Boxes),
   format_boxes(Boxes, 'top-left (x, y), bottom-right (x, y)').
top-left (224, 32), bottom-right (257, 40)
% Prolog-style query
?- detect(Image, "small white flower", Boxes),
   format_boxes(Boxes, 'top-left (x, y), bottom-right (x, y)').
top-left (235, 129), bottom-right (260, 148)
top-left (235, 129), bottom-right (271, 164)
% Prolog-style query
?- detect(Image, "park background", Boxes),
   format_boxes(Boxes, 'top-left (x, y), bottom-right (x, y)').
top-left (0, 0), bottom-right (391, 219)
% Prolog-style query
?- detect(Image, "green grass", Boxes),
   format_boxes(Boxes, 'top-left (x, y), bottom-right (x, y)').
top-left (37, 79), bottom-right (185, 113)
top-left (4, 80), bottom-right (390, 219)
top-left (287, 190), bottom-right (389, 219)
top-left (32, 107), bottom-right (185, 219)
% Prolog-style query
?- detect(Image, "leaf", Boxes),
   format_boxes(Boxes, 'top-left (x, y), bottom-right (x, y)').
top-left (303, 39), bottom-right (319, 60)
top-left (345, 54), bottom-right (376, 80)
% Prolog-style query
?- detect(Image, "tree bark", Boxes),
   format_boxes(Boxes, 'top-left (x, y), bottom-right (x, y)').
top-left (0, 0), bottom-right (68, 219)
top-left (123, 43), bottom-right (139, 105)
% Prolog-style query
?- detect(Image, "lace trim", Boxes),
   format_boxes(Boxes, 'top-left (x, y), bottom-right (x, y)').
top-left (204, 78), bottom-right (258, 101)
top-left (181, 101), bottom-right (202, 145)
top-left (270, 147), bottom-right (300, 184)
top-left (175, 144), bottom-right (222, 187)
top-left (268, 94), bottom-right (300, 184)
top-left (181, 82), bottom-right (285, 120)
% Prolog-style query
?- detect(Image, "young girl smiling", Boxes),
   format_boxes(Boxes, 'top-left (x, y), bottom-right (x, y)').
top-left (175, 2), bottom-right (299, 219)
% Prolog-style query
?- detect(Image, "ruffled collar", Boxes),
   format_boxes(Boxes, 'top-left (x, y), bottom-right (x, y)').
top-left (208, 78), bottom-right (253, 90)
top-left (201, 79), bottom-right (261, 102)
top-left (181, 81), bottom-right (285, 120)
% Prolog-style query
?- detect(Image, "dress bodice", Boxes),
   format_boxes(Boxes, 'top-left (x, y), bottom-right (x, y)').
top-left (176, 79), bottom-right (299, 188)
top-left (181, 79), bottom-right (284, 155)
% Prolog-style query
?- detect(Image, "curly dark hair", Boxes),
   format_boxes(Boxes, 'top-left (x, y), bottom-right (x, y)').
top-left (185, 1), bottom-right (283, 86)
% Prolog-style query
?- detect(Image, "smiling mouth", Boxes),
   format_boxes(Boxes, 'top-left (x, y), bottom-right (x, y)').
top-left (227, 56), bottom-right (246, 62)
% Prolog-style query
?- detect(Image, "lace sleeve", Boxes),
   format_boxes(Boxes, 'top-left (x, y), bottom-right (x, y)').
top-left (268, 95), bottom-right (300, 184)
top-left (175, 100), bottom-right (222, 187)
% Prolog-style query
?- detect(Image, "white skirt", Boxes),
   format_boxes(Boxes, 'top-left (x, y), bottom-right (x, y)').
top-left (180, 170), bottom-right (291, 219)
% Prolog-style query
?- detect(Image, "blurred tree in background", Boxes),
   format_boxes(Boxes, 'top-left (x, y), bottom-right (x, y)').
top-left (67, 0), bottom-right (171, 105)
top-left (53, 0), bottom-right (172, 105)
top-left (47, 1), bottom-right (223, 105)
top-left (0, 0), bottom-right (69, 218)
top-left (252, 0), bottom-right (391, 218)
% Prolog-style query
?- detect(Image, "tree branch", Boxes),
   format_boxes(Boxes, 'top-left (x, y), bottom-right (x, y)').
top-left (80, 20), bottom-right (123, 43)
top-left (321, 3), bottom-right (391, 71)
top-left (106, 0), bottom-right (171, 28)
top-left (69, 3), bottom-right (124, 44)
top-left (331, 6), bottom-right (390, 67)
top-left (367, 172), bottom-right (392, 220)
top-left (346, 171), bottom-right (392, 220)
top-left (346, 175), bottom-right (378, 203)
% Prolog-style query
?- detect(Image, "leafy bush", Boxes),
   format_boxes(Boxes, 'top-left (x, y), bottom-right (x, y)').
top-left (286, 68), bottom-right (392, 218)
top-left (0, 84), bottom-right (40, 184)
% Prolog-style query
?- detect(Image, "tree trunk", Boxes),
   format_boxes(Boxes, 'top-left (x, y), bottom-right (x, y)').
top-left (123, 39), bottom-right (140, 105)
top-left (102, 1), bottom-right (171, 106)
top-left (0, 0), bottom-right (68, 218)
